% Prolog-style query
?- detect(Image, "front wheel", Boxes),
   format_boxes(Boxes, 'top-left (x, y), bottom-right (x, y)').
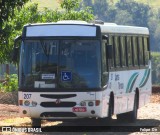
top-left (31, 118), bottom-right (41, 127)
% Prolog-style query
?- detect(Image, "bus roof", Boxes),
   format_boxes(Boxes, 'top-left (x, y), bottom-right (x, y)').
top-left (24, 20), bottom-right (149, 36)
top-left (97, 23), bottom-right (149, 35)
top-left (57, 20), bottom-right (149, 35)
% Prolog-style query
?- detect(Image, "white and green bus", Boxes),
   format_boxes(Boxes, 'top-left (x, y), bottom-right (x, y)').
top-left (13, 20), bottom-right (151, 127)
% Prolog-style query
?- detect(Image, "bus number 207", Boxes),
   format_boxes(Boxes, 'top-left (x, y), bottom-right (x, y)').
top-left (24, 94), bottom-right (32, 99)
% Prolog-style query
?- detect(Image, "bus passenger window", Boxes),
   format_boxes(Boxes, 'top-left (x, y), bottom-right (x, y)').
top-left (120, 36), bottom-right (126, 67)
top-left (108, 36), bottom-right (114, 68)
top-left (132, 37), bottom-right (138, 66)
top-left (127, 37), bottom-right (132, 66)
top-left (143, 37), bottom-right (149, 65)
top-left (114, 36), bottom-right (120, 67)
top-left (102, 40), bottom-right (107, 71)
top-left (138, 37), bottom-right (144, 65)
top-left (102, 40), bottom-right (108, 86)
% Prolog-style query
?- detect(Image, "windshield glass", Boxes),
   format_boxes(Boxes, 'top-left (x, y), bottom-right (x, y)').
top-left (19, 40), bottom-right (101, 89)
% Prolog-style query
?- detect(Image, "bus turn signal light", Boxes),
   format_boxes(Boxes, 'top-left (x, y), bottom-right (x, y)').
top-left (19, 100), bottom-right (23, 105)
top-left (95, 100), bottom-right (100, 106)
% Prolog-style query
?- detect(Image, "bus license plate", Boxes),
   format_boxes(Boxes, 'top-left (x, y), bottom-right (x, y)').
top-left (72, 107), bottom-right (86, 112)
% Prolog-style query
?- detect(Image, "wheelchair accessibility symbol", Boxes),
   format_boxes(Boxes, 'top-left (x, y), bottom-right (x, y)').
top-left (61, 71), bottom-right (72, 81)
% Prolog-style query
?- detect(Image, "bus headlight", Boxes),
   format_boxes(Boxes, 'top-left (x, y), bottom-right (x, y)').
top-left (88, 101), bottom-right (94, 106)
top-left (32, 101), bottom-right (37, 107)
top-left (80, 101), bottom-right (86, 106)
top-left (24, 100), bottom-right (30, 106)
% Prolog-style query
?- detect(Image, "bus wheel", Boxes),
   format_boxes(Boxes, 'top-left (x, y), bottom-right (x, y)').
top-left (127, 94), bottom-right (138, 122)
top-left (107, 98), bottom-right (113, 121)
top-left (31, 118), bottom-right (41, 127)
top-left (117, 94), bottom-right (138, 123)
top-left (117, 113), bottom-right (127, 122)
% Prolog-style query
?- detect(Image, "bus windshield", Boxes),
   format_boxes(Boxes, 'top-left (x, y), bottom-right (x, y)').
top-left (19, 40), bottom-right (101, 89)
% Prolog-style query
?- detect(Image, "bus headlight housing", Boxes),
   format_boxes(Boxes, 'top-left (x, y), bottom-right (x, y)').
top-left (88, 101), bottom-right (94, 106)
top-left (24, 100), bottom-right (30, 106)
top-left (32, 101), bottom-right (37, 107)
top-left (80, 101), bottom-right (86, 106)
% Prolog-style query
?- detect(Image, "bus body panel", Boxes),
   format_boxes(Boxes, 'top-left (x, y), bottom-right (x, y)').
top-left (105, 62), bottom-right (151, 115)
top-left (18, 91), bottom-right (107, 119)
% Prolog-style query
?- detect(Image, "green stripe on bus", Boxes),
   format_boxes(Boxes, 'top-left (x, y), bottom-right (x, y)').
top-left (139, 69), bottom-right (150, 88)
top-left (126, 72), bottom-right (139, 93)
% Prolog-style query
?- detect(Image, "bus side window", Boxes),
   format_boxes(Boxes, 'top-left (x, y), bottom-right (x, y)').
top-left (108, 36), bottom-right (114, 68)
top-left (126, 36), bottom-right (132, 67)
top-left (138, 37), bottom-right (144, 66)
top-left (120, 36), bottom-right (126, 67)
top-left (143, 37), bottom-right (149, 65)
top-left (102, 40), bottom-right (107, 71)
top-left (102, 39), bottom-right (108, 87)
top-left (114, 36), bottom-right (121, 67)
top-left (132, 37), bottom-right (138, 66)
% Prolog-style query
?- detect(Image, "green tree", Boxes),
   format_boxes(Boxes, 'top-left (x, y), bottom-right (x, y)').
top-left (116, 0), bottom-right (150, 27)
top-left (0, 0), bottom-right (94, 63)
top-left (0, 0), bottom-right (29, 63)
top-left (0, 0), bottom-right (29, 28)
top-left (154, 25), bottom-right (160, 50)
top-left (115, 10), bottom-right (133, 25)
top-left (61, 0), bottom-right (79, 13)
top-left (83, 0), bottom-right (92, 7)
top-left (151, 52), bottom-right (160, 84)
top-left (92, 0), bottom-right (108, 20)
top-left (1, 3), bottom-right (40, 63)
top-left (59, 0), bottom-right (93, 21)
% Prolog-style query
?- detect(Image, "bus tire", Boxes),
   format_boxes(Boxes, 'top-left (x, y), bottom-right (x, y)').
top-left (107, 97), bottom-right (113, 121)
top-left (127, 94), bottom-right (138, 122)
top-left (117, 94), bottom-right (138, 123)
top-left (117, 113), bottom-right (127, 122)
top-left (31, 118), bottom-right (41, 127)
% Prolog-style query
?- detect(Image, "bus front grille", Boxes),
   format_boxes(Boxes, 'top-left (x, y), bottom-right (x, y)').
top-left (40, 112), bottom-right (77, 117)
top-left (40, 102), bottom-right (76, 107)
top-left (40, 94), bottom-right (77, 99)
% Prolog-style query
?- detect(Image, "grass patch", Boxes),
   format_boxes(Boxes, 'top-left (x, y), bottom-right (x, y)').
top-left (151, 52), bottom-right (160, 57)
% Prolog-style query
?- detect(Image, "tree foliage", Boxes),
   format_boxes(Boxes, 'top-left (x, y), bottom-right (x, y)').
top-left (0, 0), bottom-right (94, 63)
top-left (0, 0), bottom-right (29, 28)
top-left (151, 52), bottom-right (160, 84)
top-left (116, 0), bottom-right (150, 27)
top-left (115, 10), bottom-right (133, 25)
top-left (61, 0), bottom-right (79, 13)
top-left (93, 0), bottom-right (108, 20)
top-left (0, 0), bottom-right (29, 63)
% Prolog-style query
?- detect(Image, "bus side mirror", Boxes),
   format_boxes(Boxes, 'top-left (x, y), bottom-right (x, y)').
top-left (12, 35), bottom-right (21, 63)
top-left (106, 44), bottom-right (113, 59)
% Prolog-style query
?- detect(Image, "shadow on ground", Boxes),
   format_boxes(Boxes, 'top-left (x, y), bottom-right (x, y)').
top-left (40, 118), bottom-right (160, 134)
